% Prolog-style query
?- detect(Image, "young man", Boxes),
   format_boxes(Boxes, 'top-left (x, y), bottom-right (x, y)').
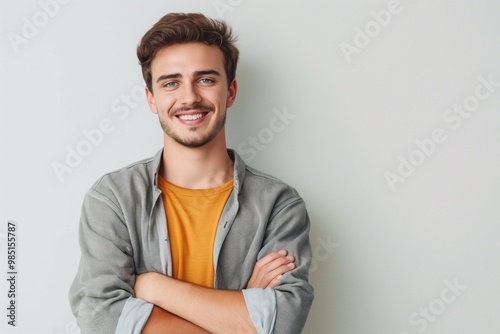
top-left (69, 13), bottom-right (313, 334)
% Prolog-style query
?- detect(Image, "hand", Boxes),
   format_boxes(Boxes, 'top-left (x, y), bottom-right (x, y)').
top-left (246, 250), bottom-right (295, 289)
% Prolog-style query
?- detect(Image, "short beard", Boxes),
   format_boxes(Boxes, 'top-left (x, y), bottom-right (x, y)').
top-left (159, 111), bottom-right (227, 148)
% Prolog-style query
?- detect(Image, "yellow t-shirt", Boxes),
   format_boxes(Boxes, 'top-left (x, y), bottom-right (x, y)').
top-left (158, 175), bottom-right (234, 288)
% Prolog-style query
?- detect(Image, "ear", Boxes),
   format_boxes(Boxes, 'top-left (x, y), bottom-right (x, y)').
top-left (226, 79), bottom-right (238, 108)
top-left (145, 87), bottom-right (158, 114)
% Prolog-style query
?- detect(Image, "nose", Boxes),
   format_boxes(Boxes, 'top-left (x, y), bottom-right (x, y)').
top-left (180, 82), bottom-right (201, 105)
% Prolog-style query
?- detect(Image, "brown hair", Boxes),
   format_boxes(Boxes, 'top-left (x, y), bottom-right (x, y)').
top-left (137, 13), bottom-right (239, 92)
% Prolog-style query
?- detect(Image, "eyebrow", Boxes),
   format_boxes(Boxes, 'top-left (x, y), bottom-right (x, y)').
top-left (156, 73), bottom-right (181, 83)
top-left (193, 70), bottom-right (221, 77)
top-left (156, 70), bottom-right (221, 83)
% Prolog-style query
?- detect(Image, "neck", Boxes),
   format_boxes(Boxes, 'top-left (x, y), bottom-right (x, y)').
top-left (160, 133), bottom-right (233, 189)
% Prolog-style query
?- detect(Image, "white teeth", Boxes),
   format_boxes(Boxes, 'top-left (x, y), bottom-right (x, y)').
top-left (179, 113), bottom-right (204, 121)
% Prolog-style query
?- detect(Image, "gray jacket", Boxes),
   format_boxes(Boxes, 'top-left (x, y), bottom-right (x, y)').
top-left (69, 148), bottom-right (314, 333)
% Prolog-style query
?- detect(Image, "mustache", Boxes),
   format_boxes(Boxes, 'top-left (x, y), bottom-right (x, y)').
top-left (171, 103), bottom-right (214, 116)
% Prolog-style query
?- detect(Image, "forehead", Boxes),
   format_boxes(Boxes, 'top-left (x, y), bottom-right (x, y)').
top-left (151, 42), bottom-right (226, 78)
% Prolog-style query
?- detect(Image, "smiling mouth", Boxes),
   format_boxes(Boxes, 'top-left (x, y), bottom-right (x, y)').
top-left (177, 113), bottom-right (207, 121)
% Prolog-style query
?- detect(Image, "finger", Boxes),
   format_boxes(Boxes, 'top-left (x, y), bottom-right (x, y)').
top-left (249, 251), bottom-right (288, 281)
top-left (247, 250), bottom-right (293, 289)
top-left (254, 256), bottom-right (295, 288)
top-left (263, 261), bottom-right (297, 289)
top-left (254, 250), bottom-right (288, 269)
top-left (260, 255), bottom-right (295, 275)
top-left (261, 261), bottom-right (295, 288)
top-left (266, 274), bottom-right (283, 289)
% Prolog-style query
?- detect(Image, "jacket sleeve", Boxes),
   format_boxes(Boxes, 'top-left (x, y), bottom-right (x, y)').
top-left (256, 195), bottom-right (314, 334)
top-left (68, 188), bottom-right (153, 334)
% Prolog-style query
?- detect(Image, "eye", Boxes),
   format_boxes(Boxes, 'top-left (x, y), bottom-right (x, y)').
top-left (163, 81), bottom-right (178, 88)
top-left (198, 78), bottom-right (215, 85)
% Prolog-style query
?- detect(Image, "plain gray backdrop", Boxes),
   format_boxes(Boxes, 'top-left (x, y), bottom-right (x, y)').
top-left (1, 1), bottom-right (499, 333)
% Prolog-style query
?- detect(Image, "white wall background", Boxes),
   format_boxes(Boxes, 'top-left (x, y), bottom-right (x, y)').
top-left (1, 0), bottom-right (499, 333)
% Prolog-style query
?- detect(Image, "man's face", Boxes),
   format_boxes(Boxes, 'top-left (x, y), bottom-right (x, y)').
top-left (146, 42), bottom-right (237, 148)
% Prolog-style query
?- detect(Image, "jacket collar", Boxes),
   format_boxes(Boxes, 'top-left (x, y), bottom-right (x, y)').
top-left (150, 148), bottom-right (246, 194)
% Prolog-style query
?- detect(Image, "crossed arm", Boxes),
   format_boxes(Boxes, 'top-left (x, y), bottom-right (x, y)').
top-left (70, 186), bottom-right (313, 333)
top-left (136, 250), bottom-right (296, 334)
